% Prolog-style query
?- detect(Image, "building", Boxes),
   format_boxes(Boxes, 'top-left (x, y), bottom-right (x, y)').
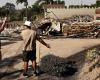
top-left (43, 4), bottom-right (65, 19)
top-left (43, 4), bottom-right (95, 19)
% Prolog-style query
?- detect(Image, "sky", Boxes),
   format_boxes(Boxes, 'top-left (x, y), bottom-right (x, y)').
top-left (0, 0), bottom-right (96, 9)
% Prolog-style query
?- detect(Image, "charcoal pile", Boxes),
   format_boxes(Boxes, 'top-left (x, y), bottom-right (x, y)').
top-left (40, 54), bottom-right (77, 77)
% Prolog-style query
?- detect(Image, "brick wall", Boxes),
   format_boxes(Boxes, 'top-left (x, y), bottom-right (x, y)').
top-left (45, 8), bottom-right (95, 19)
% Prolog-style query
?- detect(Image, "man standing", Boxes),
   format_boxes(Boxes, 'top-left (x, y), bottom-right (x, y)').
top-left (21, 21), bottom-right (50, 77)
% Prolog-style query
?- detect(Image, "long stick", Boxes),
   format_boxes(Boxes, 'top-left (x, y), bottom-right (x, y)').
top-left (50, 11), bottom-right (61, 22)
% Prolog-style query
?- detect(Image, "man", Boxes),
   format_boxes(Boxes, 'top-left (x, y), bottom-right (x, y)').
top-left (21, 21), bottom-right (50, 77)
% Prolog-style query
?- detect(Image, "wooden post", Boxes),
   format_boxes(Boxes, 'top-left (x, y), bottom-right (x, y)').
top-left (36, 41), bottom-right (40, 65)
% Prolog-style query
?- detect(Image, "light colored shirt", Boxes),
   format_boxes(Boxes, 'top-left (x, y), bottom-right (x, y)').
top-left (21, 29), bottom-right (39, 51)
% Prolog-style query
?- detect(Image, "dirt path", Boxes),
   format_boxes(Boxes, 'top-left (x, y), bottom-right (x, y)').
top-left (37, 39), bottom-right (100, 58)
top-left (0, 39), bottom-right (100, 80)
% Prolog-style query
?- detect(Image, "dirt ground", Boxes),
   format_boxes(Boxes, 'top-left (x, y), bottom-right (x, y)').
top-left (0, 39), bottom-right (100, 80)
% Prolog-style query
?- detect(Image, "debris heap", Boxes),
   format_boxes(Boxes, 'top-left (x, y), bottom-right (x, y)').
top-left (40, 54), bottom-right (77, 77)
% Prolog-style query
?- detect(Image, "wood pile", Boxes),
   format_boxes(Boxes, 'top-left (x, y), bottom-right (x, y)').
top-left (63, 24), bottom-right (100, 38)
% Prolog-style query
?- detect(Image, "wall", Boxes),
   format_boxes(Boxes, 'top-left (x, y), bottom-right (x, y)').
top-left (46, 8), bottom-right (95, 19)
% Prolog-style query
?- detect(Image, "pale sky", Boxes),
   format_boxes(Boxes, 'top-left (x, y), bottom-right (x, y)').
top-left (0, 0), bottom-right (96, 9)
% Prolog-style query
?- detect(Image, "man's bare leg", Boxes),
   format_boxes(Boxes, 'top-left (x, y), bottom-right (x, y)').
top-left (23, 61), bottom-right (29, 75)
top-left (31, 60), bottom-right (37, 72)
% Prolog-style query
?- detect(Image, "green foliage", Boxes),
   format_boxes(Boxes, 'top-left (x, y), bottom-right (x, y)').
top-left (35, 0), bottom-right (53, 5)
top-left (16, 8), bottom-right (26, 20)
top-left (53, 0), bottom-right (65, 4)
top-left (16, 0), bottom-right (27, 4)
top-left (96, 0), bottom-right (100, 7)
top-left (69, 4), bottom-right (96, 9)
top-left (86, 48), bottom-right (100, 61)
top-left (0, 2), bottom-right (16, 18)
top-left (32, 5), bottom-right (41, 14)
top-left (30, 3), bottom-right (44, 18)
top-left (16, 0), bottom-right (28, 19)
top-left (35, 0), bottom-right (65, 6)
top-left (16, 0), bottom-right (28, 7)
top-left (91, 4), bottom-right (96, 8)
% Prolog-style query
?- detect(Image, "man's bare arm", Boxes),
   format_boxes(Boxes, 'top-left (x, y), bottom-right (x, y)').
top-left (37, 34), bottom-right (50, 48)
top-left (0, 17), bottom-right (7, 32)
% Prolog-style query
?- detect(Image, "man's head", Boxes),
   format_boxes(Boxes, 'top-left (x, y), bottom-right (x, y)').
top-left (24, 21), bottom-right (32, 29)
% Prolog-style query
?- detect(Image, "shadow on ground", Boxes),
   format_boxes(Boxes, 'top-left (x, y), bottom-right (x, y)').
top-left (1, 41), bottom-right (16, 46)
top-left (0, 44), bottom-right (100, 80)
top-left (0, 54), bottom-right (23, 80)
top-left (38, 44), bottom-right (100, 80)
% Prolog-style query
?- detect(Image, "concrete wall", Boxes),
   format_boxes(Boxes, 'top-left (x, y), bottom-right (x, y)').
top-left (46, 8), bottom-right (95, 19)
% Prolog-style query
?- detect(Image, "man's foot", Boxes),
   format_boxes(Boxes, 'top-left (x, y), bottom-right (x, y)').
top-left (34, 71), bottom-right (39, 76)
top-left (23, 72), bottom-right (29, 78)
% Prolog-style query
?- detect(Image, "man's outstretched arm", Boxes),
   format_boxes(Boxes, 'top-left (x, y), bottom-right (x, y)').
top-left (0, 17), bottom-right (7, 32)
top-left (36, 34), bottom-right (50, 48)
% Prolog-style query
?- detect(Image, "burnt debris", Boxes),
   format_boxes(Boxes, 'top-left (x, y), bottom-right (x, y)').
top-left (40, 54), bottom-right (77, 77)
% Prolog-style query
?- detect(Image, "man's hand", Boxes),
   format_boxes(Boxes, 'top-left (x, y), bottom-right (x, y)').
top-left (3, 17), bottom-right (7, 22)
top-left (0, 17), bottom-right (7, 32)
top-left (46, 44), bottom-right (51, 48)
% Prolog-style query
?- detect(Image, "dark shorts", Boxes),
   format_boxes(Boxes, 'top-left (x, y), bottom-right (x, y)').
top-left (23, 50), bottom-right (36, 62)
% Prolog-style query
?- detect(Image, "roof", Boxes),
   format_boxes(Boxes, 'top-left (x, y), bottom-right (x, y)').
top-left (43, 4), bottom-right (65, 9)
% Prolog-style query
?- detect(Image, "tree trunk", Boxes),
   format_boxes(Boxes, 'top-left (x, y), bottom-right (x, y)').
top-left (24, 2), bottom-right (28, 20)
top-left (26, 5), bottom-right (28, 20)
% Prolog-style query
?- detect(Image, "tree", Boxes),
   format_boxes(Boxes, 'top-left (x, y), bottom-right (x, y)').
top-left (5, 3), bottom-right (15, 10)
top-left (35, 0), bottom-right (65, 5)
top-left (0, 2), bottom-right (16, 19)
top-left (90, 4), bottom-right (96, 8)
top-left (19, 8), bottom-right (26, 20)
top-left (16, 0), bottom-right (28, 19)
top-left (35, 0), bottom-right (54, 5)
top-left (96, 0), bottom-right (100, 7)
top-left (3, 3), bottom-right (15, 17)
top-left (53, 0), bottom-right (65, 4)
top-left (33, 0), bottom-right (65, 16)
top-left (32, 5), bottom-right (41, 14)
